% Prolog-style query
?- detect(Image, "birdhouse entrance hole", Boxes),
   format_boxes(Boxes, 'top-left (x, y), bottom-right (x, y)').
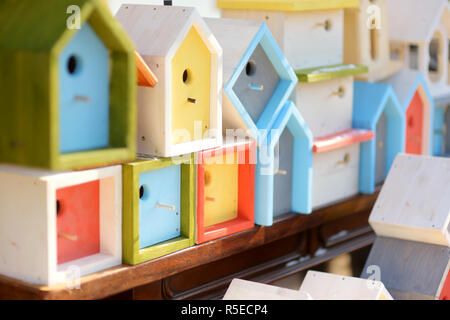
top-left (429, 31), bottom-right (443, 83)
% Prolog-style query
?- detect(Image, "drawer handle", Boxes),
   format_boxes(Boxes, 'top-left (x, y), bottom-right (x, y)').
top-left (337, 153), bottom-right (351, 165)
top-left (155, 203), bottom-right (176, 211)
top-left (316, 19), bottom-right (332, 31)
top-left (332, 86), bottom-right (346, 98)
top-left (275, 169), bottom-right (288, 175)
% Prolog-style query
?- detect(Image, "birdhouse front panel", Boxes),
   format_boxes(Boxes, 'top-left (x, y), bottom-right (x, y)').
top-left (171, 26), bottom-right (211, 145)
top-left (295, 77), bottom-right (354, 137)
top-left (58, 23), bottom-right (110, 154)
top-left (122, 156), bottom-right (195, 265)
top-left (445, 107), bottom-right (450, 155)
top-left (375, 113), bottom-right (387, 186)
top-left (273, 129), bottom-right (294, 217)
top-left (138, 165), bottom-right (181, 248)
top-left (203, 155), bottom-right (239, 227)
top-left (233, 44), bottom-right (281, 125)
top-left (439, 271), bottom-right (450, 300)
top-left (56, 180), bottom-right (100, 265)
top-left (405, 91), bottom-right (424, 155)
top-left (196, 141), bottom-right (255, 243)
top-left (432, 105), bottom-right (449, 156)
top-left (0, 164), bottom-right (122, 285)
top-left (312, 144), bottom-right (360, 208)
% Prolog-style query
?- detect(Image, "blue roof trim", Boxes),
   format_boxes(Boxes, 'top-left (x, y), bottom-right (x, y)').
top-left (223, 23), bottom-right (297, 140)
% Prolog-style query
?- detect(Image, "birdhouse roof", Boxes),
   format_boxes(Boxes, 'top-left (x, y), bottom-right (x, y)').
top-left (353, 81), bottom-right (403, 129)
top-left (363, 237), bottom-right (450, 300)
top-left (369, 154), bottom-right (450, 246)
top-left (115, 5), bottom-right (221, 60)
top-left (265, 101), bottom-right (313, 150)
top-left (217, 0), bottom-right (359, 12)
top-left (300, 271), bottom-right (393, 300)
top-left (0, 0), bottom-right (134, 53)
top-left (387, 0), bottom-right (450, 42)
top-left (384, 69), bottom-right (433, 112)
top-left (295, 64), bottom-right (368, 83)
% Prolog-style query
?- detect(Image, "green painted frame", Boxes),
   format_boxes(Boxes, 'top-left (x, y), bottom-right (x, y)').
top-left (295, 64), bottom-right (368, 83)
top-left (0, 0), bottom-right (136, 170)
top-left (122, 154), bottom-right (196, 265)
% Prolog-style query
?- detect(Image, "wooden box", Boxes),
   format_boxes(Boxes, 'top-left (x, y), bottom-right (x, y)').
top-left (204, 18), bottom-right (297, 138)
top-left (300, 270), bottom-right (393, 300)
top-left (362, 237), bottom-right (450, 300)
top-left (433, 105), bottom-right (450, 157)
top-left (255, 101), bottom-right (313, 226)
top-left (122, 155), bottom-right (195, 265)
top-left (0, 0), bottom-right (136, 170)
top-left (219, 0), bottom-right (360, 70)
top-left (344, 0), bottom-right (402, 81)
top-left (196, 141), bottom-right (255, 243)
top-left (369, 154), bottom-right (450, 246)
top-left (224, 278), bottom-right (312, 300)
top-left (353, 81), bottom-right (405, 194)
top-left (294, 65), bottom-right (375, 208)
top-left (385, 69), bottom-right (434, 155)
top-left (116, 5), bottom-right (223, 157)
top-left (0, 164), bottom-right (122, 285)
top-left (387, 0), bottom-right (450, 102)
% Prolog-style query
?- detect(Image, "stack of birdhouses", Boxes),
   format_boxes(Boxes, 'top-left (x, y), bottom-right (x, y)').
top-left (361, 154), bottom-right (450, 300)
top-left (219, 0), bottom-right (376, 209)
top-left (0, 0), bottom-right (139, 285)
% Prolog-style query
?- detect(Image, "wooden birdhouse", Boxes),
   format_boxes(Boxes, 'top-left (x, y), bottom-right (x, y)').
top-left (0, 0), bottom-right (136, 171)
top-left (122, 155), bottom-right (195, 265)
top-left (255, 101), bottom-right (313, 226)
top-left (300, 271), bottom-right (393, 300)
top-left (204, 18), bottom-right (297, 138)
top-left (387, 0), bottom-right (450, 101)
top-left (369, 154), bottom-right (450, 246)
top-left (224, 278), bottom-right (312, 300)
top-left (0, 164), bottom-right (122, 285)
top-left (116, 5), bottom-right (223, 157)
top-left (385, 70), bottom-right (434, 155)
top-left (196, 140), bottom-right (255, 243)
top-left (353, 81), bottom-right (405, 194)
top-left (362, 237), bottom-right (450, 300)
top-left (294, 65), bottom-right (375, 208)
top-left (433, 104), bottom-right (450, 156)
top-left (343, 0), bottom-right (403, 81)
top-left (218, 0), bottom-right (360, 70)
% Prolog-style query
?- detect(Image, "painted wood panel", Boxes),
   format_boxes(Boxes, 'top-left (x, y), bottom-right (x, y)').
top-left (445, 106), bottom-right (450, 155)
top-left (273, 129), bottom-right (294, 217)
top-left (375, 113), bottom-right (387, 185)
top-left (405, 92), bottom-right (424, 154)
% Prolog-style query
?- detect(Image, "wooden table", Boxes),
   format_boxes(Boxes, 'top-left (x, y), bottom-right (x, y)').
top-left (0, 190), bottom-right (379, 300)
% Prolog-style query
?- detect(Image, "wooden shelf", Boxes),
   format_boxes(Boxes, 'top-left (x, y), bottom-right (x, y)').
top-left (0, 190), bottom-right (379, 300)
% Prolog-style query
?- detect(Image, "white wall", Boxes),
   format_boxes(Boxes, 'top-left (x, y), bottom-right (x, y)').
top-left (108, 0), bottom-right (220, 17)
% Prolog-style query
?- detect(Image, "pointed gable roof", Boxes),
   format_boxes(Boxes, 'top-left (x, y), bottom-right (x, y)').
top-left (387, 0), bottom-right (450, 42)
top-left (115, 5), bottom-right (221, 60)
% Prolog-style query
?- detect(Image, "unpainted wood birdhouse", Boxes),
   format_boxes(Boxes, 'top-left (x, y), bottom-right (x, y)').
top-left (204, 18), bottom-right (297, 138)
top-left (0, 0), bottom-right (137, 170)
top-left (385, 69), bottom-right (434, 155)
top-left (294, 65), bottom-right (375, 208)
top-left (300, 270), bottom-right (393, 300)
top-left (0, 164), bottom-right (122, 285)
top-left (344, 0), bottom-right (403, 81)
top-left (353, 81), bottom-right (405, 193)
top-left (255, 101), bottom-right (313, 226)
top-left (116, 5), bottom-right (223, 157)
top-left (122, 155), bottom-right (195, 265)
top-left (369, 154), bottom-right (450, 246)
top-left (362, 237), bottom-right (450, 300)
top-left (218, 0), bottom-right (360, 70)
top-left (196, 140), bottom-right (255, 243)
top-left (387, 0), bottom-right (450, 102)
